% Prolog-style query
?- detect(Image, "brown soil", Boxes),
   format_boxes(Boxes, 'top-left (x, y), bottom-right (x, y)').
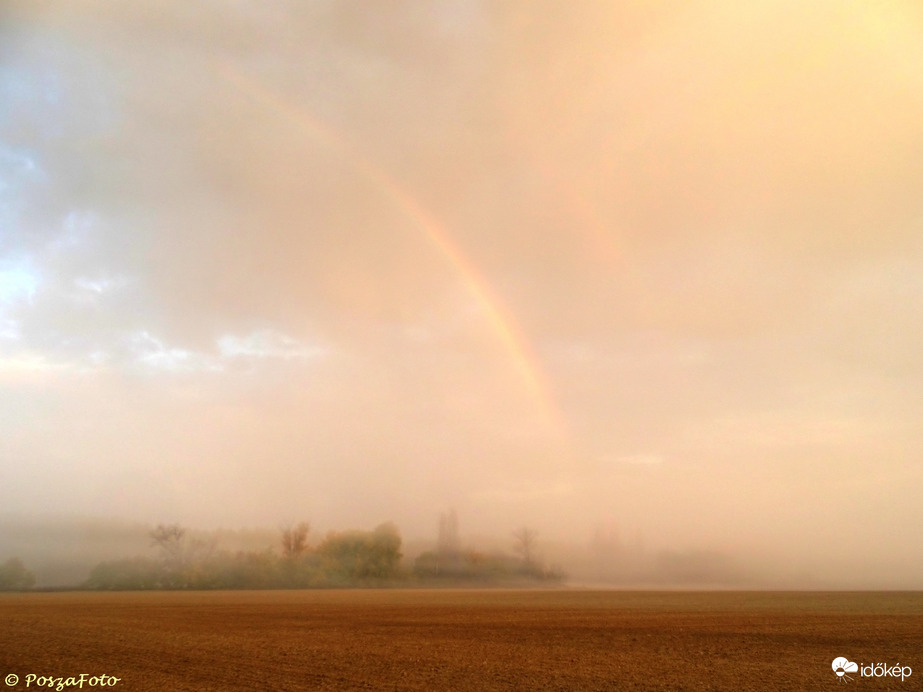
top-left (1, 590), bottom-right (920, 691)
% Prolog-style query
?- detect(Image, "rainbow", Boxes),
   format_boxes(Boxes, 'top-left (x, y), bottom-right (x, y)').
top-left (217, 64), bottom-right (567, 438)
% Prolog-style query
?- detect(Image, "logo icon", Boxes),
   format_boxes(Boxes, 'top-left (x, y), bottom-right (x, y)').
top-left (833, 657), bottom-right (859, 683)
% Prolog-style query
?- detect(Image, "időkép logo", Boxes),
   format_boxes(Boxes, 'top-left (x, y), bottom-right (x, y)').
top-left (832, 657), bottom-right (911, 683)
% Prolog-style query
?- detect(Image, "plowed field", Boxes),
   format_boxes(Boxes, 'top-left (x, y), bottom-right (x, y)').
top-left (1, 590), bottom-right (920, 691)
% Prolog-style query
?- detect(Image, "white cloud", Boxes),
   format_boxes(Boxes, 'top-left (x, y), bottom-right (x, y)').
top-left (0, 145), bottom-right (40, 191)
top-left (217, 329), bottom-right (324, 361)
top-left (0, 352), bottom-right (67, 379)
top-left (124, 328), bottom-right (323, 373)
top-left (0, 318), bottom-right (19, 340)
top-left (48, 210), bottom-right (97, 253)
top-left (129, 330), bottom-right (220, 373)
top-left (70, 274), bottom-right (131, 306)
top-left (74, 276), bottom-right (115, 294)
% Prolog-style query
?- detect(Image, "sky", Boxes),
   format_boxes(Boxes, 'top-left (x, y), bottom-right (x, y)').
top-left (1, 1), bottom-right (922, 584)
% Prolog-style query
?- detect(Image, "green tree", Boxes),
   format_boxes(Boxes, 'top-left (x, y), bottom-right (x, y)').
top-left (84, 557), bottom-right (162, 590)
top-left (0, 557), bottom-right (36, 591)
top-left (317, 522), bottom-right (402, 582)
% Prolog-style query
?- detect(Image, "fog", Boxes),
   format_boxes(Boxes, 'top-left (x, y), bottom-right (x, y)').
top-left (1, 1), bottom-right (921, 589)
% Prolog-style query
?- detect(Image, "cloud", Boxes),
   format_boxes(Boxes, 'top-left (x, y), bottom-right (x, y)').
top-left (128, 330), bottom-right (216, 373)
top-left (121, 329), bottom-right (325, 373)
top-left (217, 330), bottom-right (325, 361)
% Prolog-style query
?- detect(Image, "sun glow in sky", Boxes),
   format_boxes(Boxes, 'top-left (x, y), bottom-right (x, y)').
top-left (1, 0), bottom-right (921, 584)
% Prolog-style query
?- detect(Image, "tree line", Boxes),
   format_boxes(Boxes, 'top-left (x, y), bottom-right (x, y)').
top-left (413, 512), bottom-right (562, 584)
top-left (1, 515), bottom-right (562, 591)
top-left (84, 521), bottom-right (404, 590)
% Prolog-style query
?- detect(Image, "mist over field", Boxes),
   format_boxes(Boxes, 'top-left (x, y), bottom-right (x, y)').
top-left (1, 1), bottom-right (921, 590)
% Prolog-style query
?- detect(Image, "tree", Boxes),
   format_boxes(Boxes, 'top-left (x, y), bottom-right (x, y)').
top-left (512, 527), bottom-right (538, 567)
top-left (437, 510), bottom-right (460, 557)
top-left (0, 557), bottom-right (35, 591)
top-left (281, 522), bottom-right (310, 559)
top-left (316, 522), bottom-right (403, 581)
top-left (370, 522), bottom-right (402, 576)
top-left (84, 557), bottom-right (161, 590)
top-left (150, 524), bottom-right (187, 569)
top-left (149, 523), bottom-right (208, 588)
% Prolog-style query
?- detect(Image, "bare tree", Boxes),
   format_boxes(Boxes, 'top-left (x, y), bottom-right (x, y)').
top-left (512, 527), bottom-right (538, 567)
top-left (281, 522), bottom-right (310, 559)
top-left (150, 524), bottom-right (187, 568)
top-left (149, 523), bottom-right (191, 587)
top-left (437, 509), bottom-right (460, 557)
